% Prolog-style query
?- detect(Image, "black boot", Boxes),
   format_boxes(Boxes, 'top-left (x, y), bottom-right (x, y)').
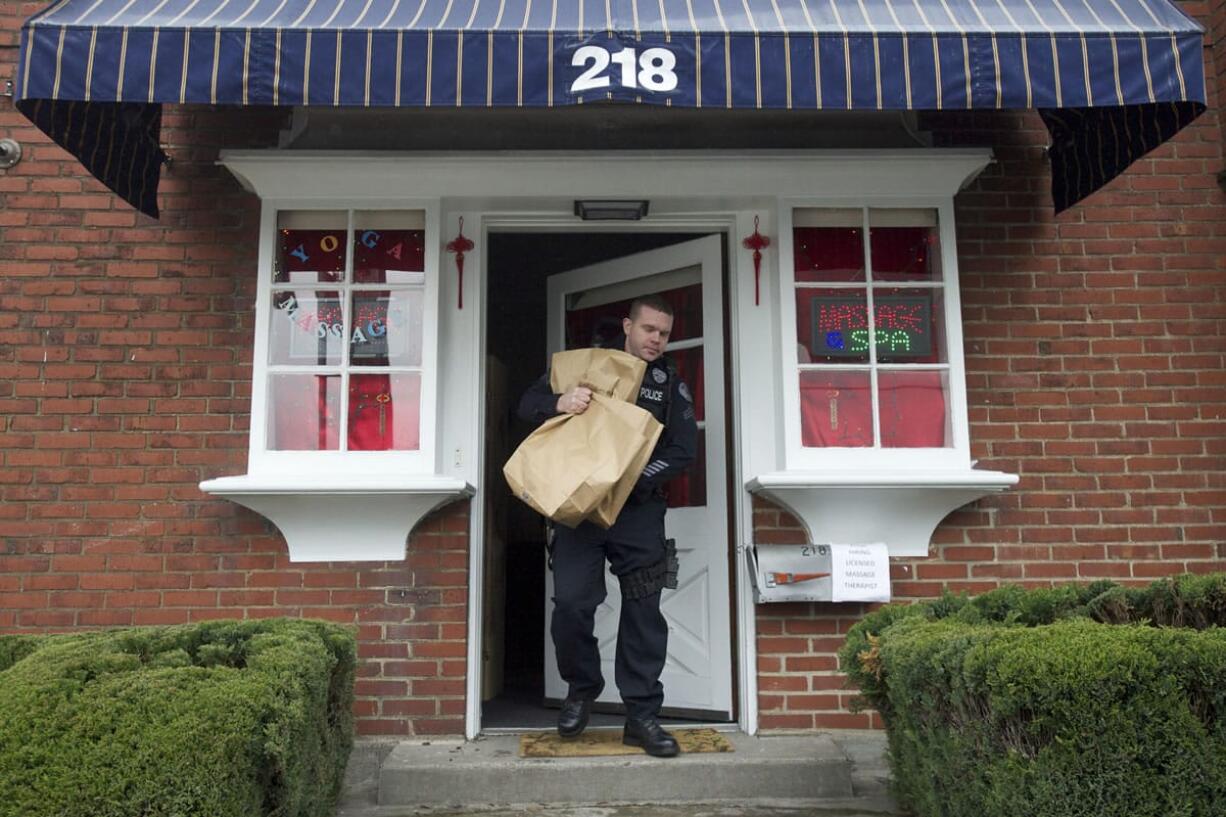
top-left (557, 696), bottom-right (591, 738)
top-left (622, 717), bottom-right (680, 757)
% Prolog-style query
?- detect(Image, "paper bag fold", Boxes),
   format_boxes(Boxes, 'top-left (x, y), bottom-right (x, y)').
top-left (504, 348), bottom-right (663, 529)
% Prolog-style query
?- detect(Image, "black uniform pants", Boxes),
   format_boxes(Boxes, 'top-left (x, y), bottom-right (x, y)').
top-left (550, 498), bottom-right (668, 720)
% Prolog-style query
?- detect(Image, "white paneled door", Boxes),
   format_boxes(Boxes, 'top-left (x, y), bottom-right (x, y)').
top-left (543, 235), bottom-right (732, 718)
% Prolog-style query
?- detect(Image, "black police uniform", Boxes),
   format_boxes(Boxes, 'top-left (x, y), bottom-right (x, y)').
top-left (517, 348), bottom-right (698, 719)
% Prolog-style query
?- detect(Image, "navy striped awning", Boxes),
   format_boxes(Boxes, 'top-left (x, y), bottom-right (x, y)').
top-left (17, 0), bottom-right (1207, 217)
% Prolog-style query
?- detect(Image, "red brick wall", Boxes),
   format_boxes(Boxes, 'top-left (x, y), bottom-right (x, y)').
top-left (0, 6), bottom-right (470, 736)
top-left (3, 2), bottom-right (1223, 738)
top-left (753, 498), bottom-right (882, 729)
top-left (755, 18), bottom-right (1226, 728)
top-left (1212, 0), bottom-right (1226, 158)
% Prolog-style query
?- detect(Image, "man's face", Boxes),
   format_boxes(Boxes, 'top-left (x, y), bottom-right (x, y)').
top-left (622, 305), bottom-right (673, 362)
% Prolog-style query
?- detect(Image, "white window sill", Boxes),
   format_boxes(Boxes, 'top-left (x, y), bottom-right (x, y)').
top-left (199, 474), bottom-right (474, 562)
top-left (746, 467), bottom-right (1018, 557)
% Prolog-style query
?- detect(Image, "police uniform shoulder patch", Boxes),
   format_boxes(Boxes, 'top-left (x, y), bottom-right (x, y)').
top-left (678, 381), bottom-right (692, 402)
top-left (652, 367), bottom-right (667, 384)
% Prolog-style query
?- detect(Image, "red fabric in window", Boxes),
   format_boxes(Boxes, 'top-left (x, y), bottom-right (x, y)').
top-left (793, 226), bottom-right (934, 282)
top-left (870, 227), bottom-right (935, 280)
top-left (668, 346), bottom-right (704, 423)
top-left (878, 371), bottom-right (946, 448)
top-left (353, 229), bottom-right (425, 281)
top-left (270, 374), bottom-right (420, 452)
top-left (348, 374), bottom-right (394, 451)
top-left (799, 372), bottom-right (873, 447)
top-left (563, 283), bottom-right (703, 350)
top-left (798, 371), bottom-right (946, 448)
top-left (279, 230), bottom-right (346, 276)
top-left (793, 227), bottom-right (864, 282)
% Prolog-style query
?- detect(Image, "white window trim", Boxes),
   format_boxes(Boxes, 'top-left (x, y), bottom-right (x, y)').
top-left (746, 470), bottom-right (1017, 558)
top-left (778, 198), bottom-right (969, 471)
top-left (200, 197), bottom-right (473, 562)
top-left (751, 195), bottom-right (1017, 556)
top-left (250, 198), bottom-right (442, 478)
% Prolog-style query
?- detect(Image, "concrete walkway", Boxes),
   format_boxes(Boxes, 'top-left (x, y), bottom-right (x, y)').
top-left (341, 802), bottom-right (897, 817)
top-left (336, 730), bottom-right (899, 817)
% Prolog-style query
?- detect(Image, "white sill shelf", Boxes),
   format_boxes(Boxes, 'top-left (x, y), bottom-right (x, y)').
top-left (747, 468), bottom-right (1018, 558)
top-left (199, 474), bottom-right (474, 563)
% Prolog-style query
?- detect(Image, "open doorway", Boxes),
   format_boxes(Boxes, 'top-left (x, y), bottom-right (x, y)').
top-left (481, 230), bottom-right (736, 731)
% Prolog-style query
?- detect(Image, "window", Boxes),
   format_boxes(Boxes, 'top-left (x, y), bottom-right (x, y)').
top-left (200, 199), bottom-right (468, 562)
top-left (754, 199), bottom-right (1012, 557)
top-left (250, 207), bottom-right (438, 476)
top-left (783, 206), bottom-right (966, 469)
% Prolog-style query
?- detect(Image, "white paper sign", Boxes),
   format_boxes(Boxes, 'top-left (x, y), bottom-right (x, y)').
top-left (830, 543), bottom-right (891, 602)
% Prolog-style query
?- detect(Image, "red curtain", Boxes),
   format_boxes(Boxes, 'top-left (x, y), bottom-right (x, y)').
top-left (878, 371), bottom-right (946, 448)
top-left (353, 229), bottom-right (425, 282)
top-left (799, 370), bottom-right (946, 448)
top-left (799, 371), bottom-right (873, 447)
top-left (277, 229), bottom-right (346, 279)
top-left (793, 226), bottom-right (934, 283)
top-left (348, 374), bottom-right (394, 451)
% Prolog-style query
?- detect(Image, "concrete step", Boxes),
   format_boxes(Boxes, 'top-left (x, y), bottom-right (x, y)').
top-left (342, 799), bottom-right (899, 817)
top-left (369, 730), bottom-right (867, 809)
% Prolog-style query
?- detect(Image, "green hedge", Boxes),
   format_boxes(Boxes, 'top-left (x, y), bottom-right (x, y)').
top-left (839, 574), bottom-right (1226, 817)
top-left (0, 634), bottom-right (47, 673)
top-left (0, 619), bottom-right (356, 817)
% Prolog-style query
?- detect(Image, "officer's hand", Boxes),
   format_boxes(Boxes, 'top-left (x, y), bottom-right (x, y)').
top-left (557, 387), bottom-right (592, 415)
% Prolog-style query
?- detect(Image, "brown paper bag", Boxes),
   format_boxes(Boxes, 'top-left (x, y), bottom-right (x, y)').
top-left (549, 348), bottom-right (646, 402)
top-left (503, 349), bottom-right (663, 529)
top-left (564, 348), bottom-right (662, 527)
top-left (587, 397), bottom-right (664, 528)
top-left (503, 395), bottom-right (659, 528)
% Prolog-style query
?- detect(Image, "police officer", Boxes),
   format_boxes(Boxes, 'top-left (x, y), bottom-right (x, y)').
top-left (517, 294), bottom-right (698, 757)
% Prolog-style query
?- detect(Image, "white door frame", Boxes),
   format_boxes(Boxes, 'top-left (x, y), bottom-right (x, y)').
top-left (214, 149), bottom-right (996, 741)
top-left (541, 234), bottom-right (731, 718)
top-left (467, 212), bottom-right (756, 738)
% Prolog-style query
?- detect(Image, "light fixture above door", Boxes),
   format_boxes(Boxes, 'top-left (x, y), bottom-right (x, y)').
top-left (573, 200), bottom-right (650, 221)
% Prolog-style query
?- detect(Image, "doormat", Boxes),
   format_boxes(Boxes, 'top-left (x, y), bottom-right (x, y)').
top-left (520, 728), bottom-right (733, 757)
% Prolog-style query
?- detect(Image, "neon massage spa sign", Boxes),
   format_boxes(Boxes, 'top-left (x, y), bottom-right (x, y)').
top-left (811, 296), bottom-right (933, 358)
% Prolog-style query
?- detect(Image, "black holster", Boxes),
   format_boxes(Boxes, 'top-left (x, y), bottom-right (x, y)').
top-left (619, 538), bottom-right (680, 600)
top-left (663, 538), bottom-right (679, 590)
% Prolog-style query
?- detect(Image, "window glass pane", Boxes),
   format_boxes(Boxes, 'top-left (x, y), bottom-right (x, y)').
top-left (660, 281), bottom-right (703, 343)
top-left (350, 290), bottom-right (424, 367)
top-left (872, 288), bottom-right (946, 364)
top-left (563, 281), bottom-right (701, 349)
top-left (869, 209), bottom-right (941, 283)
top-left (267, 374), bottom-right (341, 450)
top-left (799, 371), bottom-right (873, 448)
top-left (879, 370), bottom-right (950, 448)
top-left (270, 291), bottom-right (344, 366)
top-left (793, 208), bottom-right (864, 283)
top-left (352, 211), bottom-right (426, 284)
top-left (796, 288), bottom-right (870, 364)
top-left (349, 373), bottom-right (422, 451)
top-left (666, 434), bottom-right (706, 508)
top-left (669, 345), bottom-right (704, 423)
top-left (275, 211), bottom-right (346, 284)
